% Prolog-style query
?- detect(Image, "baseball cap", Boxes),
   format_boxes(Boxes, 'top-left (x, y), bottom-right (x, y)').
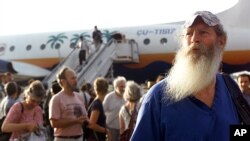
top-left (184, 11), bottom-right (221, 27)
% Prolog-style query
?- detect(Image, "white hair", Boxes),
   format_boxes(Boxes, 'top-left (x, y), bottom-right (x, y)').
top-left (113, 76), bottom-right (126, 88)
top-left (123, 81), bottom-right (142, 102)
top-left (164, 43), bottom-right (223, 102)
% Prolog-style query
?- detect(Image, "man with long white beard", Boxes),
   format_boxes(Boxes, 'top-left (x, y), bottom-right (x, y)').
top-left (131, 11), bottom-right (241, 141)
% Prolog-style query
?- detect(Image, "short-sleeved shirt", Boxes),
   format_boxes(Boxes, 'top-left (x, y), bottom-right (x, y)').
top-left (131, 74), bottom-right (240, 141)
top-left (49, 91), bottom-right (87, 137)
top-left (119, 103), bottom-right (140, 130)
top-left (0, 96), bottom-right (18, 118)
top-left (78, 40), bottom-right (88, 51)
top-left (5, 102), bottom-right (43, 139)
top-left (87, 99), bottom-right (106, 140)
top-left (103, 91), bottom-right (125, 129)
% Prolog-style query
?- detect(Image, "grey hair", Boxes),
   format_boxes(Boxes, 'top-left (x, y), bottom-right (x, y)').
top-left (113, 76), bottom-right (126, 88)
top-left (123, 81), bottom-right (142, 102)
top-left (214, 24), bottom-right (227, 38)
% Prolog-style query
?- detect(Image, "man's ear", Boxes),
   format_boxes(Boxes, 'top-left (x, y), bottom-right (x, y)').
top-left (219, 36), bottom-right (227, 48)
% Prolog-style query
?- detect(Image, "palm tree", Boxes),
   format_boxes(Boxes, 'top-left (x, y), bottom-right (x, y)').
top-left (102, 30), bottom-right (118, 43)
top-left (47, 33), bottom-right (68, 59)
top-left (70, 32), bottom-right (91, 48)
top-left (47, 33), bottom-right (68, 49)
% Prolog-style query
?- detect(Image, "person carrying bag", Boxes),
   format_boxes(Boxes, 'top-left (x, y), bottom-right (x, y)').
top-left (1, 81), bottom-right (47, 140)
top-left (120, 105), bottom-right (137, 141)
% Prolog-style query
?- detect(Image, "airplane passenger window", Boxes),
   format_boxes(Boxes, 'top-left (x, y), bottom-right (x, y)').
top-left (40, 44), bottom-right (46, 50)
top-left (160, 38), bottom-right (168, 45)
top-left (26, 45), bottom-right (32, 51)
top-left (70, 43), bottom-right (76, 48)
top-left (143, 38), bottom-right (150, 45)
top-left (9, 46), bottom-right (15, 52)
top-left (55, 43), bottom-right (61, 49)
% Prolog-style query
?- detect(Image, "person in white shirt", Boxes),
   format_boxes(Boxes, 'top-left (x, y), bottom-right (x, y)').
top-left (103, 76), bottom-right (126, 141)
top-left (77, 36), bottom-right (89, 66)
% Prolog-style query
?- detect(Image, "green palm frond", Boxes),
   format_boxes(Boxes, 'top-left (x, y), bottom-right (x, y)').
top-left (47, 33), bottom-right (68, 49)
top-left (58, 39), bottom-right (64, 44)
top-left (102, 30), bottom-right (118, 42)
top-left (70, 34), bottom-right (80, 44)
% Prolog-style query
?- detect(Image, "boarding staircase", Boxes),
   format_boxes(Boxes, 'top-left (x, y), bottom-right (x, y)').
top-left (42, 39), bottom-right (139, 89)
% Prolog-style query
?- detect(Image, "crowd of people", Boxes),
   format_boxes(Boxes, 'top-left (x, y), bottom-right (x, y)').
top-left (1, 70), bottom-right (247, 141)
top-left (0, 11), bottom-right (250, 141)
top-left (0, 66), bottom-right (164, 141)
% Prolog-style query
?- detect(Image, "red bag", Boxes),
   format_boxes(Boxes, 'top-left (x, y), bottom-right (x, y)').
top-left (120, 105), bottom-right (137, 141)
top-left (120, 128), bottom-right (133, 141)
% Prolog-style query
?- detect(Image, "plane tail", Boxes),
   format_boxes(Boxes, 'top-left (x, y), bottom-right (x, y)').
top-left (217, 0), bottom-right (249, 28)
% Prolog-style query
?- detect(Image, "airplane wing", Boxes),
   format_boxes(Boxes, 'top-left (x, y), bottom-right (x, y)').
top-left (11, 61), bottom-right (51, 81)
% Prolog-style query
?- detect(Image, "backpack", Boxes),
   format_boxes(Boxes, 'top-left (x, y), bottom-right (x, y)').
top-left (222, 74), bottom-right (250, 124)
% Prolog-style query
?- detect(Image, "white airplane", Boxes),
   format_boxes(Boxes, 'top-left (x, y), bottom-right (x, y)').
top-left (0, 0), bottom-right (249, 83)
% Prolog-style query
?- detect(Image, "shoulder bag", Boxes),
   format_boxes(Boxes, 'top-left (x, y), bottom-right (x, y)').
top-left (222, 74), bottom-right (250, 124)
top-left (120, 104), bottom-right (137, 141)
top-left (0, 102), bottom-right (24, 140)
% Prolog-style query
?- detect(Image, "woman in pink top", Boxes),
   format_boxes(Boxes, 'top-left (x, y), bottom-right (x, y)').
top-left (2, 80), bottom-right (46, 140)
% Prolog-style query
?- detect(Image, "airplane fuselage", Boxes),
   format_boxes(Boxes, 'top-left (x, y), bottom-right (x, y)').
top-left (0, 24), bottom-right (250, 82)
top-left (0, 24), bottom-right (249, 67)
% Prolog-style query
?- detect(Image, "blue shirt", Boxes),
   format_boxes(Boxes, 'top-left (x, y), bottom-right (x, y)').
top-left (0, 96), bottom-right (18, 118)
top-left (131, 74), bottom-right (240, 141)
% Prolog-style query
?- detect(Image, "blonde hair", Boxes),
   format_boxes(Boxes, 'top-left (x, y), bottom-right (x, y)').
top-left (24, 80), bottom-right (45, 99)
top-left (94, 77), bottom-right (109, 96)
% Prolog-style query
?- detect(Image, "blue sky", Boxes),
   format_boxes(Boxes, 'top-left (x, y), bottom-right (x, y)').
top-left (0, 0), bottom-right (238, 35)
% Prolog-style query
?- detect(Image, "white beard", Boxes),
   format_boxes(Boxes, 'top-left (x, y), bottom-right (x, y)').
top-left (164, 43), bottom-right (223, 102)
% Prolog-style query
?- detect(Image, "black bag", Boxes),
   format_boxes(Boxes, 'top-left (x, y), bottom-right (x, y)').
top-left (83, 120), bottom-right (90, 140)
top-left (222, 74), bottom-right (250, 124)
top-left (0, 116), bottom-right (12, 140)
